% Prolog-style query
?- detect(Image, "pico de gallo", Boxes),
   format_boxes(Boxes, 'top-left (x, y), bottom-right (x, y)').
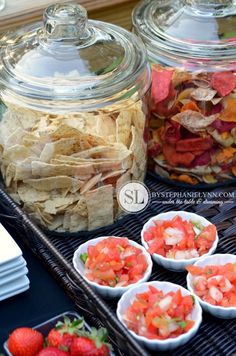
top-left (143, 215), bottom-right (216, 259)
top-left (80, 237), bottom-right (148, 287)
top-left (122, 285), bottom-right (195, 339)
top-left (187, 263), bottom-right (236, 307)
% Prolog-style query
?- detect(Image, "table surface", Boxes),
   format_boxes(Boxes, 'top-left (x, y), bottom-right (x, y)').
top-left (0, 218), bottom-right (75, 353)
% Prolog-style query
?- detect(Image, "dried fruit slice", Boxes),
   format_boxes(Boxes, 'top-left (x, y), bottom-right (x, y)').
top-left (211, 71), bottom-right (236, 97)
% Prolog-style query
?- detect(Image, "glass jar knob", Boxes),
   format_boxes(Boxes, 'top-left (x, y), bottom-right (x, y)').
top-left (43, 3), bottom-right (90, 41)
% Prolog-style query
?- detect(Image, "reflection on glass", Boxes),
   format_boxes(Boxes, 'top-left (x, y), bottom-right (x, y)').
top-left (0, 0), bottom-right (5, 11)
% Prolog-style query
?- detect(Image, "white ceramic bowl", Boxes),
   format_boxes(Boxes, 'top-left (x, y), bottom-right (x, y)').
top-left (187, 254), bottom-right (236, 319)
top-left (141, 211), bottom-right (218, 272)
top-left (117, 281), bottom-right (202, 351)
top-left (73, 236), bottom-right (153, 299)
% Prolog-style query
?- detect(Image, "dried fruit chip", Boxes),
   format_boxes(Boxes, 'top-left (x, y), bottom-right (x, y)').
top-left (172, 110), bottom-right (217, 132)
top-left (176, 137), bottom-right (213, 152)
top-left (220, 97), bottom-right (236, 122)
top-left (152, 68), bottom-right (174, 104)
top-left (191, 88), bottom-right (217, 101)
top-left (211, 71), bottom-right (236, 97)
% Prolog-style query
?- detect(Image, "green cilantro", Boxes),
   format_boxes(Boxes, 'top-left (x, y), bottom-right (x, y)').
top-left (192, 221), bottom-right (204, 231)
top-left (177, 321), bottom-right (187, 328)
top-left (80, 253), bottom-right (88, 264)
top-left (117, 245), bottom-right (125, 252)
top-left (191, 295), bottom-right (196, 304)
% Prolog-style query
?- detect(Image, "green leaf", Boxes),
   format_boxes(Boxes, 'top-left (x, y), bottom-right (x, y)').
top-left (80, 253), bottom-right (88, 264)
top-left (177, 321), bottom-right (187, 328)
top-left (117, 244), bottom-right (125, 252)
top-left (191, 295), bottom-right (196, 305)
top-left (207, 268), bottom-right (213, 274)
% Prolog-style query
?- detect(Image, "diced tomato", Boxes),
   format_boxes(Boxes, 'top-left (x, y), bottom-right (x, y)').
top-left (83, 237), bottom-right (148, 287)
top-left (143, 216), bottom-right (216, 260)
top-left (123, 286), bottom-right (195, 341)
top-left (188, 262), bottom-right (236, 307)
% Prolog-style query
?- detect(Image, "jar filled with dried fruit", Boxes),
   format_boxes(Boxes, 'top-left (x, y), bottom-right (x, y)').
top-left (0, 3), bottom-right (151, 233)
top-left (133, 0), bottom-right (236, 186)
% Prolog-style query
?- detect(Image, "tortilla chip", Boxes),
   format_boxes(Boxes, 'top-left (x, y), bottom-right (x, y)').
top-left (39, 138), bottom-right (80, 162)
top-left (73, 198), bottom-right (88, 217)
top-left (116, 111), bottom-right (132, 146)
top-left (5, 128), bottom-right (27, 149)
top-left (14, 157), bottom-right (36, 181)
top-left (96, 115), bottom-right (116, 138)
top-left (3, 145), bottom-right (30, 163)
top-left (132, 101), bottom-right (146, 135)
top-left (72, 143), bottom-right (129, 159)
top-left (129, 125), bottom-right (147, 173)
top-left (5, 163), bottom-right (16, 187)
top-left (116, 169), bottom-right (131, 192)
top-left (69, 213), bottom-right (88, 232)
top-left (80, 173), bottom-right (102, 194)
top-left (24, 176), bottom-right (83, 192)
top-left (85, 185), bottom-right (114, 230)
top-left (44, 197), bottom-right (76, 214)
top-left (31, 161), bottom-right (95, 177)
top-left (48, 215), bottom-right (64, 231)
top-left (18, 184), bottom-right (50, 203)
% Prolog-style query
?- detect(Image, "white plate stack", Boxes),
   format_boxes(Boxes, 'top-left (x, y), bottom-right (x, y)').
top-left (0, 223), bottom-right (29, 301)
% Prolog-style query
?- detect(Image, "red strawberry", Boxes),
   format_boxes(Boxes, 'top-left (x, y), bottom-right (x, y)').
top-left (37, 346), bottom-right (69, 355)
top-left (70, 337), bottom-right (109, 356)
top-left (8, 327), bottom-right (44, 356)
top-left (70, 328), bottom-right (110, 356)
top-left (48, 317), bottom-right (83, 350)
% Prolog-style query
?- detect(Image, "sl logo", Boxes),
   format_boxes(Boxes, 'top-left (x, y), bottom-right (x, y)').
top-left (117, 182), bottom-right (150, 213)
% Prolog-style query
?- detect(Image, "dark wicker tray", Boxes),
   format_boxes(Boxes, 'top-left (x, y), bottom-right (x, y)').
top-left (0, 175), bottom-right (235, 356)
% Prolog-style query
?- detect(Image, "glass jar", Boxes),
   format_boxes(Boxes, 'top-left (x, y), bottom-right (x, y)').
top-left (133, 0), bottom-right (236, 186)
top-left (0, 3), bottom-right (151, 232)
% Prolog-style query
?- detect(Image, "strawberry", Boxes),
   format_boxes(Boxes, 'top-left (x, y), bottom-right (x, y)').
top-left (8, 327), bottom-right (44, 356)
top-left (37, 346), bottom-right (69, 355)
top-left (47, 317), bottom-right (84, 351)
top-left (70, 328), bottom-right (110, 356)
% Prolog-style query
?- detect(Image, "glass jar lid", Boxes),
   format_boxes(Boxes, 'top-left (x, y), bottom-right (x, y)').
top-left (0, 3), bottom-right (150, 111)
top-left (133, 0), bottom-right (236, 65)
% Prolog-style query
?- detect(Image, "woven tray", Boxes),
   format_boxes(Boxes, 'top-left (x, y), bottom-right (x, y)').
top-left (0, 175), bottom-right (235, 356)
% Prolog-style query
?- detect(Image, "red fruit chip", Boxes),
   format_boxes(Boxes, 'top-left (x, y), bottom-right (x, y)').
top-left (152, 68), bottom-right (174, 103)
top-left (211, 71), bottom-right (236, 97)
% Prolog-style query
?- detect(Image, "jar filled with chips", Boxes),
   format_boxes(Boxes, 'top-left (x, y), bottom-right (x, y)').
top-left (133, 0), bottom-right (236, 185)
top-left (0, 3), bottom-right (151, 232)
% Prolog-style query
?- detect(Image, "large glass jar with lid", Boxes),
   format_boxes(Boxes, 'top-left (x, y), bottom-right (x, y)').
top-left (133, 0), bottom-right (236, 186)
top-left (0, 3), bottom-right (151, 233)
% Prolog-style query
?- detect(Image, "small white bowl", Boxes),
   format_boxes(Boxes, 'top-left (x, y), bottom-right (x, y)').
top-left (73, 236), bottom-right (153, 299)
top-left (141, 211), bottom-right (218, 272)
top-left (117, 281), bottom-right (202, 351)
top-left (187, 254), bottom-right (236, 319)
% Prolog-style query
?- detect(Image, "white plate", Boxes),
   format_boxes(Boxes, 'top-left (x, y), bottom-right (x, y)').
top-left (0, 283), bottom-right (30, 302)
top-left (0, 267), bottom-right (28, 287)
top-left (0, 256), bottom-right (25, 274)
top-left (0, 224), bottom-right (22, 265)
top-left (0, 258), bottom-right (27, 278)
top-left (0, 275), bottom-right (30, 301)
